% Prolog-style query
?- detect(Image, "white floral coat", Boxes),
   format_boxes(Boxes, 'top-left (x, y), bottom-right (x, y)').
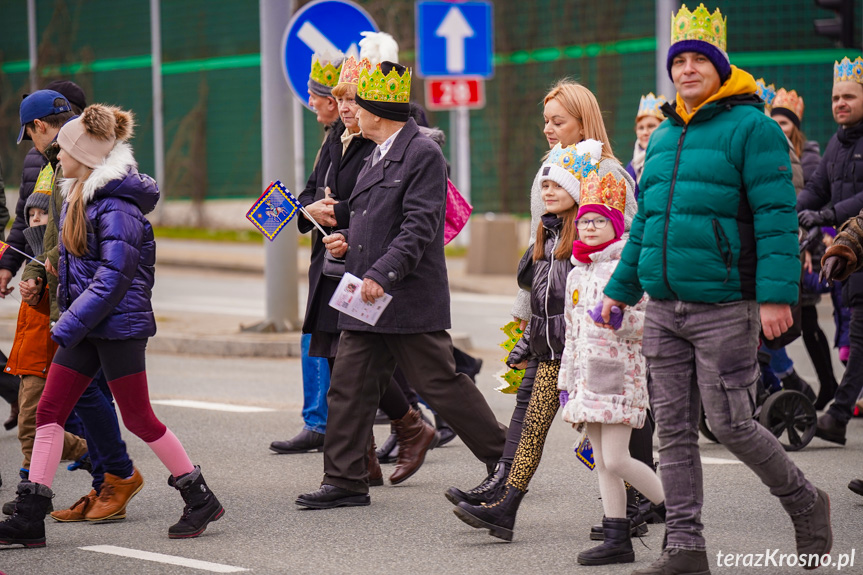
top-left (558, 240), bottom-right (649, 429)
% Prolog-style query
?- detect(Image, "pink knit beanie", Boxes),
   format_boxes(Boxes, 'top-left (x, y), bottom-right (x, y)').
top-left (57, 104), bottom-right (134, 168)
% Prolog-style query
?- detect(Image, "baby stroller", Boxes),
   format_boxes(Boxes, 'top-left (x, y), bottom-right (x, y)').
top-left (698, 227), bottom-right (820, 451)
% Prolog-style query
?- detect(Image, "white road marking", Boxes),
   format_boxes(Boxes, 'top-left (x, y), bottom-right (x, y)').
top-left (151, 399), bottom-right (276, 413)
top-left (152, 301), bottom-right (263, 317)
top-left (80, 545), bottom-right (248, 573)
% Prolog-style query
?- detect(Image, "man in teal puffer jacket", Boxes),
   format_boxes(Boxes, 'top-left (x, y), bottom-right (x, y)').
top-left (600, 5), bottom-right (831, 575)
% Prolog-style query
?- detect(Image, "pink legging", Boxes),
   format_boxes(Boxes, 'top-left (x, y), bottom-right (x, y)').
top-left (30, 338), bottom-right (193, 486)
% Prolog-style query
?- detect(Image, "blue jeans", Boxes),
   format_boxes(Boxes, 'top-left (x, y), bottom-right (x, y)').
top-left (301, 333), bottom-right (330, 434)
top-left (764, 346), bottom-right (794, 379)
top-left (643, 299), bottom-right (817, 551)
top-left (828, 305), bottom-right (863, 423)
top-left (73, 371), bottom-right (134, 490)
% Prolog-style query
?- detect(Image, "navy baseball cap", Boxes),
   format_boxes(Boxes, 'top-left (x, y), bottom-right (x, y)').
top-left (18, 90), bottom-right (72, 144)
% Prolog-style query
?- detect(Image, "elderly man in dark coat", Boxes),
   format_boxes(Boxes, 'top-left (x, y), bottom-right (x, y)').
top-left (296, 61), bottom-right (506, 509)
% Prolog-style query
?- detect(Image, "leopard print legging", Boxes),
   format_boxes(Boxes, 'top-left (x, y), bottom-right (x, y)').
top-left (506, 360), bottom-right (560, 491)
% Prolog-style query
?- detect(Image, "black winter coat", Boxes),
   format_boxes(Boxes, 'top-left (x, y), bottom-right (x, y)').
top-left (509, 213), bottom-right (573, 363)
top-left (798, 122), bottom-right (863, 305)
top-left (298, 121), bottom-right (377, 336)
top-left (800, 140), bottom-right (821, 185)
top-left (0, 147), bottom-right (42, 271)
top-left (338, 118), bottom-right (451, 333)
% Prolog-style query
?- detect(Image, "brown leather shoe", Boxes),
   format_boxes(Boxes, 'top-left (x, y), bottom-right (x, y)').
top-left (389, 408), bottom-right (439, 485)
top-left (85, 467), bottom-right (144, 521)
top-left (3, 401), bottom-right (19, 431)
top-left (368, 437), bottom-right (384, 487)
top-left (50, 490), bottom-right (107, 522)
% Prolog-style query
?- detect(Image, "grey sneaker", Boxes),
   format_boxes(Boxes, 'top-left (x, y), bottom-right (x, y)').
top-left (791, 488), bottom-right (832, 570)
top-left (631, 548), bottom-right (710, 575)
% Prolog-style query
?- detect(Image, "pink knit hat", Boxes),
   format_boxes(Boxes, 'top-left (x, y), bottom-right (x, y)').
top-left (57, 104), bottom-right (133, 168)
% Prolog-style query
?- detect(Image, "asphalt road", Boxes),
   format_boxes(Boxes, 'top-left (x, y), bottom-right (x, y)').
top-left (0, 268), bottom-right (860, 575)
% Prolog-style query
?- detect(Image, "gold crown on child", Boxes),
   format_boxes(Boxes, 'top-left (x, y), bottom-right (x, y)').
top-left (671, 3), bottom-right (727, 52)
top-left (579, 172), bottom-right (627, 214)
top-left (357, 63), bottom-right (411, 103)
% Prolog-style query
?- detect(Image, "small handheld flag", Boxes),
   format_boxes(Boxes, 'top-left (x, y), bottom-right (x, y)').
top-left (494, 321), bottom-right (526, 394)
top-left (0, 240), bottom-right (45, 267)
top-left (247, 180), bottom-right (329, 241)
top-left (246, 181), bottom-right (300, 241)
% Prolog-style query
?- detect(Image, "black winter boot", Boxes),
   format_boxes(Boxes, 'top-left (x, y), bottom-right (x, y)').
top-left (445, 461), bottom-right (510, 506)
top-left (453, 484), bottom-right (526, 541)
top-left (0, 481), bottom-right (53, 548)
top-left (589, 485), bottom-right (648, 540)
top-left (578, 517), bottom-right (635, 565)
top-left (434, 414), bottom-right (456, 447)
top-left (376, 425), bottom-right (399, 463)
top-left (168, 466), bottom-right (224, 539)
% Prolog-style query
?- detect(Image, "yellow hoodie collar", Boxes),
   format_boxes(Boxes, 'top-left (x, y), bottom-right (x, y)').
top-left (675, 66), bottom-right (758, 124)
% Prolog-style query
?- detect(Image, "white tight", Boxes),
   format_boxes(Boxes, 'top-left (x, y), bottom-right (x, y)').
top-left (586, 422), bottom-right (665, 519)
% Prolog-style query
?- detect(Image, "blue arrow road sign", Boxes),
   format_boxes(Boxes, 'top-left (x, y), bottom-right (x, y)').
top-left (416, 1), bottom-right (493, 78)
top-left (281, 0), bottom-right (377, 108)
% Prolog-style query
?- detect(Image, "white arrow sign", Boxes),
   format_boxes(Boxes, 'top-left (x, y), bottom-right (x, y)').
top-left (435, 6), bottom-right (474, 74)
top-left (297, 21), bottom-right (340, 57)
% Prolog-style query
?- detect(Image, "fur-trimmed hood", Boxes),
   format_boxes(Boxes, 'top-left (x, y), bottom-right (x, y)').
top-left (59, 141), bottom-right (159, 215)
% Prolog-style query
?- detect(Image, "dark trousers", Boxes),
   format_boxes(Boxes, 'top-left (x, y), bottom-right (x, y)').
top-left (800, 304), bottom-right (838, 393)
top-left (323, 330), bottom-right (506, 493)
top-left (828, 305), bottom-right (863, 423)
top-left (73, 371), bottom-right (134, 491)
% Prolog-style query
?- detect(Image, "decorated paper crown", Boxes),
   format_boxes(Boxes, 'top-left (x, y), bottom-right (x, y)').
top-left (772, 88), bottom-right (805, 123)
top-left (338, 56), bottom-right (373, 86)
top-left (357, 62), bottom-right (411, 103)
top-left (637, 93), bottom-right (667, 120)
top-left (755, 78), bottom-right (777, 111)
top-left (579, 172), bottom-right (628, 215)
top-left (671, 3), bottom-right (727, 52)
top-left (309, 53), bottom-right (343, 89)
top-left (834, 57), bottom-right (863, 85)
top-left (541, 140), bottom-right (602, 205)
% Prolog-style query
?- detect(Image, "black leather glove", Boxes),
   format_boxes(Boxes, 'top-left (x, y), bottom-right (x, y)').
top-left (798, 208), bottom-right (835, 228)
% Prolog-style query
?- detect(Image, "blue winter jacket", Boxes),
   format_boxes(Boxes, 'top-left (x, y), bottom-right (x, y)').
top-left (53, 142), bottom-right (159, 348)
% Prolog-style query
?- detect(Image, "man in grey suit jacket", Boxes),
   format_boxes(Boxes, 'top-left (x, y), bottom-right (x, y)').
top-left (296, 61), bottom-right (506, 509)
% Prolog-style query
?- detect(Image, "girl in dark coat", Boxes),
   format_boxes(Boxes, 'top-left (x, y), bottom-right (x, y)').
top-left (453, 142), bottom-right (584, 541)
top-left (0, 105), bottom-right (223, 549)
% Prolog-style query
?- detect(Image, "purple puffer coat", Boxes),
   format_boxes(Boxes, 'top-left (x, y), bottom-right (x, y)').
top-left (53, 142), bottom-right (159, 349)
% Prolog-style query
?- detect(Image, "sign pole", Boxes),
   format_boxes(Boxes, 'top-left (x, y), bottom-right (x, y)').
top-left (251, 0), bottom-right (299, 332)
top-left (656, 0), bottom-right (677, 99)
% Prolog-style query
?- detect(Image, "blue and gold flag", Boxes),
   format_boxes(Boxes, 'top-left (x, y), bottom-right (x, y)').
top-left (246, 180), bottom-right (301, 241)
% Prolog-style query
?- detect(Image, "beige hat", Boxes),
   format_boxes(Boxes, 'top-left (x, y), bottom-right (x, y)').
top-left (57, 104), bottom-right (133, 168)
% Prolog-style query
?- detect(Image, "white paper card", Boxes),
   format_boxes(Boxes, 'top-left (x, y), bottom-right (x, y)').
top-left (328, 272), bottom-right (392, 326)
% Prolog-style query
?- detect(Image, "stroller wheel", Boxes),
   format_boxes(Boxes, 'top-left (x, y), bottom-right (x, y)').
top-left (698, 405), bottom-right (720, 443)
top-left (758, 390), bottom-right (816, 451)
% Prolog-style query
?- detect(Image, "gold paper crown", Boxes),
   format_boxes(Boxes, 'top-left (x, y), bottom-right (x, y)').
top-left (772, 88), bottom-right (805, 121)
top-left (671, 3), bottom-right (727, 52)
top-left (579, 172), bottom-right (627, 214)
top-left (357, 63), bottom-right (411, 104)
top-left (310, 54), bottom-right (343, 88)
top-left (834, 57), bottom-right (863, 85)
top-left (637, 93), bottom-right (667, 120)
top-left (338, 56), bottom-right (372, 86)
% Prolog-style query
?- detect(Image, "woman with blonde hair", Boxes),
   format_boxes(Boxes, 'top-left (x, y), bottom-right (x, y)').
top-left (446, 80), bottom-right (657, 542)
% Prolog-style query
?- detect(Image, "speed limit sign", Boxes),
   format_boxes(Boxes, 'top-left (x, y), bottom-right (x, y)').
top-left (425, 77), bottom-right (485, 110)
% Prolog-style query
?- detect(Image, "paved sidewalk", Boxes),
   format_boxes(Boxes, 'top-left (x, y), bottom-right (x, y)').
top-left (0, 238), bottom-right (518, 358)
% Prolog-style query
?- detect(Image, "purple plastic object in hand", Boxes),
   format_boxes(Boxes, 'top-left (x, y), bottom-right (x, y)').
top-left (559, 390), bottom-right (569, 406)
top-left (587, 301), bottom-right (623, 330)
